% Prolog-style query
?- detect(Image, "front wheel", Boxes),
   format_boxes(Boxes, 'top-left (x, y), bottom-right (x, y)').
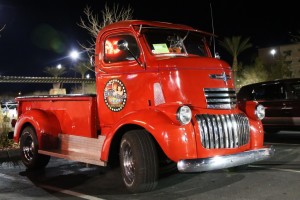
top-left (120, 130), bottom-right (158, 193)
top-left (20, 126), bottom-right (50, 169)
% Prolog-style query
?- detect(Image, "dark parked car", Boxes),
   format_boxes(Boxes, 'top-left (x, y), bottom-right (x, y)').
top-left (237, 78), bottom-right (300, 132)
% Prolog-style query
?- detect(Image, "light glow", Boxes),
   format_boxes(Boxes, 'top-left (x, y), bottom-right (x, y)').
top-left (270, 49), bottom-right (276, 56)
top-left (70, 50), bottom-right (79, 60)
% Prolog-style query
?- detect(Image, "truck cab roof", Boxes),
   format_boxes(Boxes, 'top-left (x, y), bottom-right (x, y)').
top-left (99, 20), bottom-right (214, 37)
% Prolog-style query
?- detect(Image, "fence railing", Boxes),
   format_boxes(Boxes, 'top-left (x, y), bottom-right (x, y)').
top-left (0, 76), bottom-right (96, 84)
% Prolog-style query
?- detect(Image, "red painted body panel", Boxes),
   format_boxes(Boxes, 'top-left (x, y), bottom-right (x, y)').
top-left (14, 95), bottom-right (99, 145)
top-left (14, 109), bottom-right (61, 149)
top-left (100, 107), bottom-right (197, 161)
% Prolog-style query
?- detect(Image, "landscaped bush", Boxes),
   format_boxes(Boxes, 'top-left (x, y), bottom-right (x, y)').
top-left (0, 117), bottom-right (17, 149)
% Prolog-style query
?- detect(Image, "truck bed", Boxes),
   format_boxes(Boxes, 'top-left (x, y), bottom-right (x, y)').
top-left (16, 94), bottom-right (99, 138)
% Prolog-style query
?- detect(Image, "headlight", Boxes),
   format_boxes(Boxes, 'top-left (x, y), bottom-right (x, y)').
top-left (255, 104), bottom-right (265, 120)
top-left (176, 106), bottom-right (192, 125)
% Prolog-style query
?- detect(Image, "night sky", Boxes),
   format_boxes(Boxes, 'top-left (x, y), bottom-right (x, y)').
top-left (0, 0), bottom-right (299, 95)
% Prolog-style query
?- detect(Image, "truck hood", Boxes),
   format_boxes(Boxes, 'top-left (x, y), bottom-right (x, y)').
top-left (156, 57), bottom-right (236, 109)
top-left (156, 56), bottom-right (231, 70)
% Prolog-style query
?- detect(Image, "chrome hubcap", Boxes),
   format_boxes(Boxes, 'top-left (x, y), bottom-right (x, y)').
top-left (123, 142), bottom-right (135, 183)
top-left (23, 134), bottom-right (34, 161)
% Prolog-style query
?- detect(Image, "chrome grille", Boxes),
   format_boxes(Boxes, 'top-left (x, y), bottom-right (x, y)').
top-left (196, 113), bottom-right (250, 149)
top-left (204, 88), bottom-right (236, 109)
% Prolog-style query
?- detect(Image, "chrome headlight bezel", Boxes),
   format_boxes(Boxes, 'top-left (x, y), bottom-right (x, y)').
top-left (255, 104), bottom-right (265, 120)
top-left (176, 106), bottom-right (192, 125)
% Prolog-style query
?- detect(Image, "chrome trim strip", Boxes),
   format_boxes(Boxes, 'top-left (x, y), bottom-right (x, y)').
top-left (177, 146), bottom-right (275, 172)
top-left (204, 88), bottom-right (235, 92)
top-left (204, 88), bottom-right (237, 110)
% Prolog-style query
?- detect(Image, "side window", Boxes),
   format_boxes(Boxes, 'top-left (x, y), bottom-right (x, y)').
top-left (254, 84), bottom-right (284, 100)
top-left (253, 86), bottom-right (264, 100)
top-left (238, 86), bottom-right (254, 100)
top-left (104, 34), bottom-right (140, 63)
top-left (286, 82), bottom-right (300, 99)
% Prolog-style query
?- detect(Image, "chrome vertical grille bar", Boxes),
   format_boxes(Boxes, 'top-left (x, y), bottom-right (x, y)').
top-left (220, 115), bottom-right (229, 148)
top-left (211, 115), bottom-right (219, 149)
top-left (226, 114), bottom-right (234, 148)
top-left (216, 115), bottom-right (224, 148)
top-left (230, 114), bottom-right (238, 148)
top-left (207, 115), bottom-right (214, 148)
top-left (199, 115), bottom-right (209, 148)
top-left (197, 113), bottom-right (250, 149)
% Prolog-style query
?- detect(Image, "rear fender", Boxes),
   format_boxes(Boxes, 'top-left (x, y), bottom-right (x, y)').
top-left (101, 108), bottom-right (197, 162)
top-left (14, 109), bottom-right (61, 149)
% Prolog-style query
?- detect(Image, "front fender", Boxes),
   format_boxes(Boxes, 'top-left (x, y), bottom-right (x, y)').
top-left (101, 108), bottom-right (197, 162)
top-left (249, 118), bottom-right (265, 148)
top-left (14, 109), bottom-right (61, 149)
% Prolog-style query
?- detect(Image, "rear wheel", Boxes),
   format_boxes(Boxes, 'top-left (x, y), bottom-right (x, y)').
top-left (20, 126), bottom-right (50, 169)
top-left (120, 130), bottom-right (158, 193)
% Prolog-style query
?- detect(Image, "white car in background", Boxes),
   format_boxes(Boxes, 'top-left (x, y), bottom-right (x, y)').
top-left (1, 102), bottom-right (18, 119)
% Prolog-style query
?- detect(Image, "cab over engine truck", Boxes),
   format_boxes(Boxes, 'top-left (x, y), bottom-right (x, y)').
top-left (9, 20), bottom-right (274, 193)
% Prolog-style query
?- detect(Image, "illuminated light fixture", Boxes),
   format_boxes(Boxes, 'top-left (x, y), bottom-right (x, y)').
top-left (70, 50), bottom-right (79, 60)
top-left (270, 49), bottom-right (276, 57)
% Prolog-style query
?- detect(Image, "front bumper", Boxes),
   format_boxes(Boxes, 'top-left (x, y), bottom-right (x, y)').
top-left (177, 146), bottom-right (275, 172)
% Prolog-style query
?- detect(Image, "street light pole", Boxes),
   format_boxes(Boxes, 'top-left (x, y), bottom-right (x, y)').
top-left (56, 64), bottom-right (62, 88)
top-left (69, 50), bottom-right (79, 92)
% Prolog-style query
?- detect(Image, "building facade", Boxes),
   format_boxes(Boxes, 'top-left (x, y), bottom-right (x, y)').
top-left (258, 43), bottom-right (300, 78)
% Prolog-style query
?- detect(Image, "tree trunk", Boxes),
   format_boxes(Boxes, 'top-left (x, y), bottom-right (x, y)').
top-left (232, 56), bottom-right (238, 87)
top-left (53, 82), bottom-right (60, 89)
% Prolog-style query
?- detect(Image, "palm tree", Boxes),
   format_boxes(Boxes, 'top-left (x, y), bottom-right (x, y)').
top-left (73, 62), bottom-right (90, 78)
top-left (44, 65), bottom-right (67, 88)
top-left (290, 30), bottom-right (300, 43)
top-left (0, 24), bottom-right (5, 32)
top-left (219, 36), bottom-right (252, 86)
top-left (72, 62), bottom-right (92, 93)
top-left (0, 24), bottom-right (5, 38)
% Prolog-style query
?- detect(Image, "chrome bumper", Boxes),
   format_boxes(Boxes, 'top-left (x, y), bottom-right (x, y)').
top-left (177, 146), bottom-right (275, 172)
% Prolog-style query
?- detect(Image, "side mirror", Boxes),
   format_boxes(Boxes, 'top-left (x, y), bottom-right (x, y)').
top-left (117, 40), bottom-right (129, 51)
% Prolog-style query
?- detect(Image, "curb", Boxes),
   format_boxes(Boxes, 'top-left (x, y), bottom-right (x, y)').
top-left (0, 148), bottom-right (20, 163)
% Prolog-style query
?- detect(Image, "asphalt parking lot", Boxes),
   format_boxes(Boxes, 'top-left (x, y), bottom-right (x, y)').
top-left (1, 131), bottom-right (300, 200)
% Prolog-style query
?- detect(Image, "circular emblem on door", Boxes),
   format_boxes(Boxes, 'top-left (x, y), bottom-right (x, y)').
top-left (104, 79), bottom-right (127, 112)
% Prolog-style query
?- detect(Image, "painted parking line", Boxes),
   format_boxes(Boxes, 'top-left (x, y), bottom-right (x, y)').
top-left (39, 184), bottom-right (106, 200)
top-left (266, 142), bottom-right (300, 146)
top-left (0, 172), bottom-right (30, 184)
top-left (0, 173), bottom-right (105, 200)
top-left (250, 165), bottom-right (300, 173)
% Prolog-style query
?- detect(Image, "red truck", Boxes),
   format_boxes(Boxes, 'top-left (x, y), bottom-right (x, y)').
top-left (9, 20), bottom-right (274, 193)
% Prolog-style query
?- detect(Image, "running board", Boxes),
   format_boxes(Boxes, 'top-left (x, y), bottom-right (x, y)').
top-left (38, 134), bottom-right (107, 166)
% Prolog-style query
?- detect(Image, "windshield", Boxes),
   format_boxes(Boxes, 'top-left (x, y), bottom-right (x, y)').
top-left (142, 28), bottom-right (210, 57)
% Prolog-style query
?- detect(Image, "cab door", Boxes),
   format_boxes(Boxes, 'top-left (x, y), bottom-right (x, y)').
top-left (95, 31), bottom-right (157, 129)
